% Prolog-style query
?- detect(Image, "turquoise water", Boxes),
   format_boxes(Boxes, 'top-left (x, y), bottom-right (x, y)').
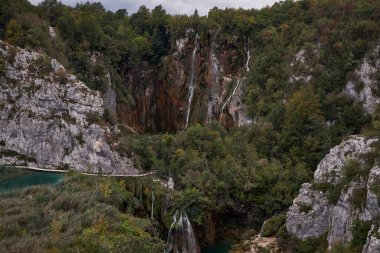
top-left (0, 167), bottom-right (64, 191)
top-left (202, 241), bottom-right (231, 253)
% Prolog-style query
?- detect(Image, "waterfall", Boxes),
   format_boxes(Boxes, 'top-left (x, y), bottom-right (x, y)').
top-left (165, 210), bottom-right (197, 253)
top-left (220, 78), bottom-right (241, 113)
top-left (245, 40), bottom-right (250, 72)
top-left (206, 45), bottom-right (221, 123)
top-left (185, 33), bottom-right (199, 127)
top-left (245, 48), bottom-right (251, 72)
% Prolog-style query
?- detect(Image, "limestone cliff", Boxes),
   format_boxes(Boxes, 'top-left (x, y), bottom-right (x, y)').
top-left (118, 30), bottom-right (252, 132)
top-left (286, 136), bottom-right (380, 251)
top-left (344, 44), bottom-right (380, 115)
top-left (0, 41), bottom-right (137, 174)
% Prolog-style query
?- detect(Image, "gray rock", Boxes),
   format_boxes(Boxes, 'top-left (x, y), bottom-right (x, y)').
top-left (286, 136), bottom-right (379, 249)
top-left (344, 44), bottom-right (380, 115)
top-left (314, 136), bottom-right (376, 185)
top-left (362, 225), bottom-right (380, 253)
top-left (0, 41), bottom-right (137, 175)
top-left (286, 183), bottom-right (331, 239)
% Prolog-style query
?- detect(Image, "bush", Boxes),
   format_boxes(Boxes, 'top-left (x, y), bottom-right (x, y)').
top-left (350, 220), bottom-right (372, 251)
top-left (292, 232), bottom-right (328, 253)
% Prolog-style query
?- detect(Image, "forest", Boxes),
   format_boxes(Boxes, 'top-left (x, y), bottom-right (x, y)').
top-left (0, 0), bottom-right (380, 252)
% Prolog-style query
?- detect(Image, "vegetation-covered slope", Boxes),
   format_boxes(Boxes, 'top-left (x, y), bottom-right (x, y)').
top-left (0, 172), bottom-right (164, 252)
top-left (0, 0), bottom-right (380, 252)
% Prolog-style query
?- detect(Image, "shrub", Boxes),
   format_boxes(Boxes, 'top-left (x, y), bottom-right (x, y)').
top-left (0, 55), bottom-right (5, 75)
top-left (55, 68), bottom-right (68, 84)
top-left (350, 186), bottom-right (368, 210)
top-left (350, 220), bottom-right (372, 251)
top-left (35, 55), bottom-right (52, 77)
top-left (299, 204), bottom-right (312, 214)
top-left (292, 232), bottom-right (328, 253)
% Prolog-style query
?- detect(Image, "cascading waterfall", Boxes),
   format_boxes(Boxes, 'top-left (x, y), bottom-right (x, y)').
top-left (220, 78), bottom-right (241, 113)
top-left (165, 210), bottom-right (197, 253)
top-left (185, 33), bottom-right (199, 127)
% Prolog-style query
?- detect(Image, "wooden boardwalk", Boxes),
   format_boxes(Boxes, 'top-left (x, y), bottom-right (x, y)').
top-left (10, 166), bottom-right (154, 177)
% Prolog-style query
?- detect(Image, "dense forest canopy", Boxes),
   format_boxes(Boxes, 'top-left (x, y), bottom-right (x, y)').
top-left (0, 0), bottom-right (380, 252)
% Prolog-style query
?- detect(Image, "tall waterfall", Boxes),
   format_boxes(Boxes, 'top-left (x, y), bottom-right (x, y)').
top-left (220, 78), bottom-right (241, 113)
top-left (185, 33), bottom-right (199, 127)
top-left (165, 210), bottom-right (197, 253)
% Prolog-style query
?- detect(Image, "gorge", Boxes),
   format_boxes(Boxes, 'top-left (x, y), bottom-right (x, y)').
top-left (0, 0), bottom-right (380, 252)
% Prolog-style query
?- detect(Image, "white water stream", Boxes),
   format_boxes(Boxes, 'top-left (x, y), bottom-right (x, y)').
top-left (185, 33), bottom-right (199, 127)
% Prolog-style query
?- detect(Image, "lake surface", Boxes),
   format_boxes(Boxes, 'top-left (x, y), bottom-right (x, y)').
top-left (202, 240), bottom-right (232, 253)
top-left (0, 166), bottom-right (64, 191)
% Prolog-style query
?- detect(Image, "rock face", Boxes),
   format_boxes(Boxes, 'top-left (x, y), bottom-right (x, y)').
top-left (119, 30), bottom-right (252, 132)
top-left (0, 41), bottom-right (137, 174)
top-left (344, 44), bottom-right (380, 115)
top-left (363, 225), bottom-right (380, 253)
top-left (286, 136), bottom-right (380, 250)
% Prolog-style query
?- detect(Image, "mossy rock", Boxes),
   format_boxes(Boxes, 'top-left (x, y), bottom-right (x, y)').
top-left (260, 214), bottom-right (286, 237)
top-left (276, 224), bottom-right (289, 240)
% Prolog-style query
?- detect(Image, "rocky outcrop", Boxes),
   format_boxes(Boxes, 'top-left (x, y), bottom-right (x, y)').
top-left (363, 225), bottom-right (380, 253)
top-left (286, 136), bottom-right (379, 250)
top-left (119, 30), bottom-right (252, 132)
top-left (0, 41), bottom-right (137, 174)
top-left (345, 44), bottom-right (380, 115)
top-left (233, 236), bottom-right (291, 253)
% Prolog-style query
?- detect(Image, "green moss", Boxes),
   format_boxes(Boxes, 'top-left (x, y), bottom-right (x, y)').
top-left (276, 224), bottom-right (289, 240)
top-left (260, 214), bottom-right (286, 237)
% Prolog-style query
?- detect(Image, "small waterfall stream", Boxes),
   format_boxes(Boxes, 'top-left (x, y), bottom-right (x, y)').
top-left (220, 39), bottom-right (251, 114)
top-left (220, 78), bottom-right (241, 113)
top-left (165, 210), bottom-right (197, 253)
top-left (185, 33), bottom-right (199, 127)
top-left (245, 39), bottom-right (250, 72)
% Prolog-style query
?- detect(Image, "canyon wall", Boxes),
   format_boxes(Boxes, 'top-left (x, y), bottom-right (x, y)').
top-left (119, 30), bottom-right (252, 132)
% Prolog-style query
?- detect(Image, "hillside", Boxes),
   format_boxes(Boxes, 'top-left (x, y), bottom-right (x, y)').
top-left (0, 0), bottom-right (380, 252)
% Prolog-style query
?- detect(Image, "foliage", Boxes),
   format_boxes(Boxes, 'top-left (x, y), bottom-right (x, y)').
top-left (0, 174), bottom-right (164, 252)
top-left (123, 123), bottom-right (311, 225)
top-left (349, 220), bottom-right (372, 252)
top-left (291, 232), bottom-right (328, 253)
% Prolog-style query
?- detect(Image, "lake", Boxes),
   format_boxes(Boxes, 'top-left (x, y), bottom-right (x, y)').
top-left (202, 240), bottom-right (232, 253)
top-left (0, 166), bottom-right (64, 191)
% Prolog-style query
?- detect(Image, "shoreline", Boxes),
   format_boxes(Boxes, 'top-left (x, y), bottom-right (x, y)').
top-left (2, 165), bottom-right (154, 177)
